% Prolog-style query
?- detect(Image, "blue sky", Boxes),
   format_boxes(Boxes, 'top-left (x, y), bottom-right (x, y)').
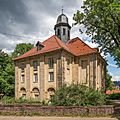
top-left (107, 55), bottom-right (120, 81)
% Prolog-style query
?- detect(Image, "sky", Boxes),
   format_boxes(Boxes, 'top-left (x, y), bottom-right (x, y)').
top-left (0, 0), bottom-right (120, 81)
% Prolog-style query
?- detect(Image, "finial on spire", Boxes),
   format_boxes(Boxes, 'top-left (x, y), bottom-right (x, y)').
top-left (62, 6), bottom-right (63, 14)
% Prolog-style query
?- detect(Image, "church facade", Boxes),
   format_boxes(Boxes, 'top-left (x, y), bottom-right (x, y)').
top-left (14, 14), bottom-right (106, 101)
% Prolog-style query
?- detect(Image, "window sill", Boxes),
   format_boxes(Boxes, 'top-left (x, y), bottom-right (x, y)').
top-left (48, 81), bottom-right (54, 82)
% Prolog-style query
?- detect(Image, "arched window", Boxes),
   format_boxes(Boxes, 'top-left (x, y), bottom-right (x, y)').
top-left (47, 88), bottom-right (55, 100)
top-left (20, 87), bottom-right (26, 99)
top-left (32, 88), bottom-right (40, 100)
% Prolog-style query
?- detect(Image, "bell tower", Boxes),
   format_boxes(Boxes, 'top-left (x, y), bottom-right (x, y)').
top-left (54, 11), bottom-right (71, 43)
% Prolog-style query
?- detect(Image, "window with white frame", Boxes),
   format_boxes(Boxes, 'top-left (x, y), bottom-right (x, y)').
top-left (33, 73), bottom-right (38, 83)
top-left (48, 72), bottom-right (54, 82)
top-left (21, 74), bottom-right (25, 83)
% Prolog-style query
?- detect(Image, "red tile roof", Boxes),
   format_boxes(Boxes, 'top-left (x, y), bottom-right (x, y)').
top-left (66, 37), bottom-right (97, 56)
top-left (14, 35), bottom-right (98, 61)
top-left (14, 35), bottom-right (70, 60)
top-left (106, 90), bottom-right (120, 95)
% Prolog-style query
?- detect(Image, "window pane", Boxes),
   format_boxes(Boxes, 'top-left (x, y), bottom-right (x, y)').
top-left (68, 30), bottom-right (70, 38)
top-left (48, 58), bottom-right (54, 69)
top-left (48, 72), bottom-right (54, 82)
top-left (21, 75), bottom-right (25, 83)
top-left (81, 60), bottom-right (88, 84)
top-left (33, 73), bottom-right (38, 83)
top-left (57, 29), bottom-right (60, 35)
top-left (21, 64), bottom-right (24, 73)
top-left (63, 28), bottom-right (66, 35)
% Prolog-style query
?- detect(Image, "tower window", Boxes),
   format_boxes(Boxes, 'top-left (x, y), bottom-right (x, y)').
top-left (57, 29), bottom-right (60, 35)
top-left (63, 28), bottom-right (66, 35)
top-left (68, 30), bottom-right (70, 38)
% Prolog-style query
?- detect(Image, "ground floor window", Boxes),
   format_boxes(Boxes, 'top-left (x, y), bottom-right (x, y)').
top-left (32, 88), bottom-right (40, 100)
top-left (47, 88), bottom-right (55, 100)
top-left (20, 87), bottom-right (26, 99)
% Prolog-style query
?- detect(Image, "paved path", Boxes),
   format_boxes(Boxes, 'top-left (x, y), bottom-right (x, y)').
top-left (0, 116), bottom-right (118, 120)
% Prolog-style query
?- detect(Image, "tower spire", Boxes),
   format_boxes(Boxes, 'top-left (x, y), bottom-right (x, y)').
top-left (62, 6), bottom-right (63, 14)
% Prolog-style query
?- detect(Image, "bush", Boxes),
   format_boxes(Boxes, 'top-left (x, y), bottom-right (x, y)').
top-left (0, 96), bottom-right (15, 104)
top-left (51, 84), bottom-right (106, 106)
top-left (107, 93), bottom-right (120, 100)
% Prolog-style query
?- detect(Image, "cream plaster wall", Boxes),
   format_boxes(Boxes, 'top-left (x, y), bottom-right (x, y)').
top-left (15, 50), bottom-right (106, 101)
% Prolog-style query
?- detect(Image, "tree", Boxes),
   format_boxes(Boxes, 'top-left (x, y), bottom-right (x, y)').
top-left (51, 84), bottom-right (106, 106)
top-left (73, 0), bottom-right (120, 66)
top-left (105, 70), bottom-right (114, 90)
top-left (12, 43), bottom-right (34, 58)
top-left (0, 50), bottom-right (14, 96)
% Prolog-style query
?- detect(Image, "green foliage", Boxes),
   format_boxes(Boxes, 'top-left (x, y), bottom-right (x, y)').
top-left (107, 93), bottom-right (120, 100)
top-left (0, 50), bottom-right (15, 96)
top-left (0, 96), bottom-right (15, 104)
top-left (105, 70), bottom-right (114, 90)
top-left (12, 43), bottom-right (34, 58)
top-left (0, 43), bottom-right (34, 97)
top-left (51, 84), bottom-right (106, 106)
top-left (73, 0), bottom-right (120, 66)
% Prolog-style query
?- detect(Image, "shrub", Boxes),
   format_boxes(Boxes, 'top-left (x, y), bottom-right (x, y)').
top-left (51, 84), bottom-right (106, 106)
top-left (0, 96), bottom-right (15, 104)
top-left (107, 93), bottom-right (120, 100)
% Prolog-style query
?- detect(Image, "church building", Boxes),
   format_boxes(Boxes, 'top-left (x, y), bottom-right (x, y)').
top-left (14, 13), bottom-right (106, 101)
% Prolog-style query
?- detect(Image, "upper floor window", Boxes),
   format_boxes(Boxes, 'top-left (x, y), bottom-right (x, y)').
top-left (33, 73), bottom-right (38, 83)
top-left (33, 61), bottom-right (37, 71)
top-left (21, 74), bottom-right (25, 83)
top-left (81, 60), bottom-right (88, 84)
top-left (48, 58), bottom-right (54, 69)
top-left (67, 59), bottom-right (70, 69)
top-left (21, 63), bottom-right (25, 73)
top-left (48, 72), bottom-right (54, 82)
top-left (63, 28), bottom-right (66, 35)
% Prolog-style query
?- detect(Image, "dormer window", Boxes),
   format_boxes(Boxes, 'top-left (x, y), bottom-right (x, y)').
top-left (36, 41), bottom-right (44, 51)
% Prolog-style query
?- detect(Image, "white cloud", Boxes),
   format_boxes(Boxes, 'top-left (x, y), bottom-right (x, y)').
top-left (85, 40), bottom-right (98, 48)
top-left (2, 48), bottom-right (13, 54)
top-left (109, 72), bottom-right (120, 81)
top-left (112, 76), bottom-right (120, 81)
top-left (108, 62), bottom-right (118, 68)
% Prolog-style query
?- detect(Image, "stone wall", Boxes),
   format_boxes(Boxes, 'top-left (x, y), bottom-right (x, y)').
top-left (0, 105), bottom-right (114, 116)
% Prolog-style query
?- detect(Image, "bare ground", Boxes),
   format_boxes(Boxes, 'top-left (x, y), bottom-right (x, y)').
top-left (0, 116), bottom-right (118, 120)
